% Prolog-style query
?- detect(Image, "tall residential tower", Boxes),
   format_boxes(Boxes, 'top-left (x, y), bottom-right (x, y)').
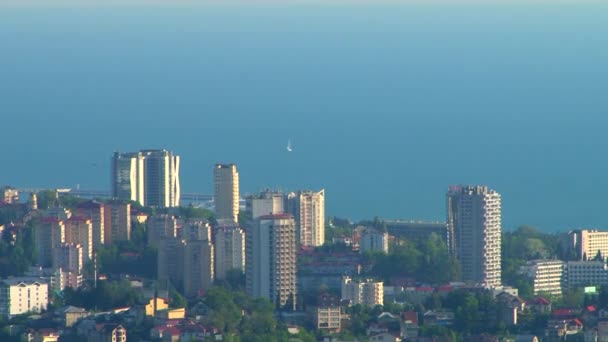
top-left (447, 185), bottom-right (502, 288)
top-left (286, 189), bottom-right (325, 247)
top-left (246, 214), bottom-right (297, 310)
top-left (214, 164), bottom-right (239, 222)
top-left (111, 149), bottom-right (180, 207)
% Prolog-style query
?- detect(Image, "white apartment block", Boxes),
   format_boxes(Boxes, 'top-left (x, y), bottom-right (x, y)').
top-left (286, 189), bottom-right (325, 247)
top-left (0, 278), bottom-right (49, 319)
top-left (569, 229), bottom-right (608, 261)
top-left (447, 185), bottom-right (502, 288)
top-left (341, 276), bottom-right (384, 307)
top-left (566, 261), bottom-right (608, 289)
top-left (246, 214), bottom-right (297, 310)
top-left (214, 164), bottom-right (240, 223)
top-left (519, 260), bottom-right (564, 296)
top-left (360, 228), bottom-right (389, 254)
top-left (250, 191), bottom-right (284, 219)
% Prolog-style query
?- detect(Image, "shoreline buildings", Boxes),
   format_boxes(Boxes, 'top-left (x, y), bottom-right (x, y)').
top-left (447, 185), bottom-right (502, 288)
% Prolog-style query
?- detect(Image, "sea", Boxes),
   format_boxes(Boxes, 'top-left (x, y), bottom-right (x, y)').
top-left (1, 2), bottom-right (607, 232)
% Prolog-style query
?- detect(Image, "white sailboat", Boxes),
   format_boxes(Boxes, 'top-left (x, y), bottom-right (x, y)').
top-left (286, 140), bottom-right (293, 152)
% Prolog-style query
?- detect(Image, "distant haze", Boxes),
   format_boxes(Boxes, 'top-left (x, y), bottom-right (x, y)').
top-left (1, 3), bottom-right (607, 231)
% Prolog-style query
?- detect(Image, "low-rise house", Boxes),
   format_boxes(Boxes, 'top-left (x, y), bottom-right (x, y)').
top-left (315, 293), bottom-right (341, 333)
top-left (400, 311), bottom-right (419, 340)
top-left (21, 328), bottom-right (60, 342)
top-left (423, 310), bottom-right (454, 326)
top-left (56, 305), bottom-right (89, 327)
top-left (369, 332), bottom-right (401, 342)
top-left (527, 297), bottom-right (551, 314)
top-left (496, 292), bottom-right (526, 313)
top-left (89, 323), bottom-right (127, 342)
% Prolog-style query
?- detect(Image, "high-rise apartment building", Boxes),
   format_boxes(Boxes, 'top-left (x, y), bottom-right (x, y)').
top-left (447, 185), bottom-right (502, 288)
top-left (52, 243), bottom-right (83, 274)
top-left (250, 190), bottom-right (285, 219)
top-left (286, 189), bottom-right (325, 247)
top-left (111, 152), bottom-right (144, 205)
top-left (183, 239), bottom-right (214, 297)
top-left (157, 238), bottom-right (185, 291)
top-left (147, 214), bottom-right (179, 248)
top-left (214, 164), bottom-right (239, 222)
top-left (181, 219), bottom-right (211, 242)
top-left (65, 216), bottom-right (93, 262)
top-left (34, 217), bottom-right (65, 267)
top-left (76, 201), bottom-right (105, 248)
top-left (111, 149), bottom-right (180, 207)
top-left (214, 219), bottom-right (245, 280)
top-left (103, 202), bottom-right (131, 245)
top-left (246, 214), bottom-right (297, 310)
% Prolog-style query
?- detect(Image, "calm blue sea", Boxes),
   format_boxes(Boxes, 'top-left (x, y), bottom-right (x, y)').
top-left (1, 3), bottom-right (607, 232)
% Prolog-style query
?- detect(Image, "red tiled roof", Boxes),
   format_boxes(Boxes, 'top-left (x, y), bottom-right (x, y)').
top-left (532, 297), bottom-right (551, 305)
top-left (402, 311), bottom-right (418, 324)
top-left (553, 309), bottom-right (576, 317)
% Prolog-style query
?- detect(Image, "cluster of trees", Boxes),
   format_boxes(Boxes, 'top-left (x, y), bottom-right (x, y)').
top-left (200, 287), bottom-right (316, 342)
top-left (501, 226), bottom-right (562, 299)
top-left (0, 223), bottom-right (36, 278)
top-left (61, 279), bottom-right (142, 311)
top-left (365, 233), bottom-right (461, 284)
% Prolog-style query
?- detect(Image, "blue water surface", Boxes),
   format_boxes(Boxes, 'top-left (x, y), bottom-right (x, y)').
top-left (1, 3), bottom-right (607, 231)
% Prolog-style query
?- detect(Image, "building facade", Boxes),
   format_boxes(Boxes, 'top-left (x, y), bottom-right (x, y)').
top-left (565, 261), bottom-right (608, 289)
top-left (157, 238), bottom-right (185, 291)
top-left (250, 190), bottom-right (285, 219)
top-left (75, 201), bottom-right (105, 249)
top-left (360, 228), bottom-right (389, 254)
top-left (214, 164), bottom-right (239, 222)
top-left (341, 276), bottom-right (384, 307)
top-left (111, 149), bottom-right (180, 207)
top-left (447, 185), bottom-right (502, 287)
top-left (0, 278), bottom-right (49, 319)
top-left (183, 239), bottom-right (214, 298)
top-left (103, 202), bottom-right (131, 245)
top-left (34, 217), bottom-right (65, 267)
top-left (246, 214), bottom-right (297, 310)
top-left (64, 216), bottom-right (93, 262)
top-left (52, 243), bottom-right (83, 274)
top-left (147, 214), bottom-right (179, 248)
top-left (568, 229), bottom-right (608, 261)
top-left (519, 260), bottom-right (564, 297)
top-left (286, 189), bottom-right (325, 247)
top-left (214, 220), bottom-right (245, 280)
